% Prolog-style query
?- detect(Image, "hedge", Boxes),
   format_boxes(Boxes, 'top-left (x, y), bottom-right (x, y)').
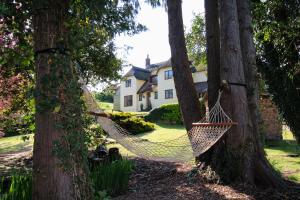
top-left (144, 104), bottom-right (182, 124)
top-left (145, 101), bottom-right (206, 125)
top-left (110, 112), bottom-right (155, 135)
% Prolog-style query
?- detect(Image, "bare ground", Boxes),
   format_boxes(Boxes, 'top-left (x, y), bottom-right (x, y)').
top-left (113, 158), bottom-right (300, 200)
top-left (0, 150), bottom-right (32, 176)
top-left (0, 152), bottom-right (299, 199)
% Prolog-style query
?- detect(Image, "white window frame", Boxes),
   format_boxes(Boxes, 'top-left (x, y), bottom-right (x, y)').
top-left (164, 70), bottom-right (173, 80)
top-left (125, 79), bottom-right (131, 87)
top-left (165, 89), bottom-right (173, 99)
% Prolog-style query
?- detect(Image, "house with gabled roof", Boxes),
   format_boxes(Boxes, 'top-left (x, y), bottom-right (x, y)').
top-left (113, 55), bottom-right (207, 112)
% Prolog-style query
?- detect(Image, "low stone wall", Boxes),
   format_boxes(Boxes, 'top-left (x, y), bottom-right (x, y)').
top-left (259, 97), bottom-right (282, 141)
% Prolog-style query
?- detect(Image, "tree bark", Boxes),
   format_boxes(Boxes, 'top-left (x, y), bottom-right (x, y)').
top-left (237, 0), bottom-right (286, 188)
top-left (166, 0), bottom-right (203, 131)
top-left (198, 0), bottom-right (287, 189)
top-left (32, 1), bottom-right (92, 199)
top-left (216, 0), bottom-right (254, 183)
top-left (205, 0), bottom-right (220, 109)
top-left (196, 0), bottom-right (221, 165)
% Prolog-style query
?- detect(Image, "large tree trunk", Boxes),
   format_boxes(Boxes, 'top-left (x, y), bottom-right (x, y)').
top-left (198, 0), bottom-right (286, 189)
top-left (32, 1), bottom-right (92, 199)
top-left (237, 0), bottom-right (286, 188)
top-left (166, 0), bottom-right (203, 131)
top-left (196, 0), bottom-right (221, 165)
top-left (205, 0), bottom-right (220, 108)
top-left (217, 0), bottom-right (254, 183)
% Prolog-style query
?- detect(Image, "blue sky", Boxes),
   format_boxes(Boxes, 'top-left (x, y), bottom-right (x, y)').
top-left (115, 0), bottom-right (204, 74)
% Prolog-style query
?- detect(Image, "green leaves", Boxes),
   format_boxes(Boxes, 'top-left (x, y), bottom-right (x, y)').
top-left (253, 0), bottom-right (300, 142)
top-left (185, 14), bottom-right (207, 71)
top-left (0, 172), bottom-right (32, 200)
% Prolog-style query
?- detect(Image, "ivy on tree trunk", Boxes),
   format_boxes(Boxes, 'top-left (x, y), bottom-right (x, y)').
top-left (32, 1), bottom-right (92, 199)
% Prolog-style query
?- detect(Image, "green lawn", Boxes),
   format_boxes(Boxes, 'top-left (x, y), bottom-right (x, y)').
top-left (265, 130), bottom-right (300, 182)
top-left (107, 123), bottom-right (188, 158)
top-left (97, 101), bottom-right (113, 112)
top-left (0, 134), bottom-right (34, 154)
top-left (96, 100), bottom-right (149, 116)
top-left (111, 125), bottom-right (300, 182)
top-left (0, 124), bottom-right (299, 183)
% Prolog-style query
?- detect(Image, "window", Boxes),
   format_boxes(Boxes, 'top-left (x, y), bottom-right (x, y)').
top-left (165, 89), bottom-right (173, 99)
top-left (124, 95), bottom-right (133, 107)
top-left (164, 70), bottom-right (173, 80)
top-left (139, 94), bottom-right (142, 101)
top-left (154, 92), bottom-right (158, 99)
top-left (125, 79), bottom-right (131, 87)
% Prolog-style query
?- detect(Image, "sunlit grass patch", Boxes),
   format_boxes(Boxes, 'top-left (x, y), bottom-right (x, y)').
top-left (0, 135), bottom-right (34, 154)
top-left (265, 130), bottom-right (300, 183)
top-left (97, 102), bottom-right (113, 112)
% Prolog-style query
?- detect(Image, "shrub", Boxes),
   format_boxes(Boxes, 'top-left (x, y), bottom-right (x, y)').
top-left (145, 104), bottom-right (183, 124)
top-left (83, 114), bottom-right (107, 148)
top-left (0, 97), bottom-right (35, 137)
top-left (0, 114), bottom-right (35, 137)
top-left (110, 112), bottom-right (133, 121)
top-left (145, 101), bottom-right (206, 125)
top-left (90, 159), bottom-right (133, 197)
top-left (161, 104), bottom-right (182, 124)
top-left (110, 113), bottom-right (155, 135)
top-left (86, 123), bottom-right (106, 148)
top-left (0, 172), bottom-right (32, 200)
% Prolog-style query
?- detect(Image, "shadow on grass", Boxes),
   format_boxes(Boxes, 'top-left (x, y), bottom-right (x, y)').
top-left (265, 140), bottom-right (300, 155)
top-left (0, 142), bottom-right (32, 154)
top-left (0, 141), bottom-right (33, 154)
top-left (0, 134), bottom-right (34, 154)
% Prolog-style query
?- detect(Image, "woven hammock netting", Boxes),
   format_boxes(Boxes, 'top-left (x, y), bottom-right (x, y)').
top-left (82, 85), bottom-right (235, 162)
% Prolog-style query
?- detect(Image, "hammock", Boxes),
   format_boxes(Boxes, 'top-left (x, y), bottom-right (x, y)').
top-left (82, 85), bottom-right (236, 162)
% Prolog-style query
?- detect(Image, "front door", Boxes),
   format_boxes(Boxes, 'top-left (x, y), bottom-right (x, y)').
top-left (146, 92), bottom-right (151, 111)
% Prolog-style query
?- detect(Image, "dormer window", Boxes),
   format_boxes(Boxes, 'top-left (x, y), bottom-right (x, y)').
top-left (164, 70), bottom-right (173, 80)
top-left (125, 79), bottom-right (131, 87)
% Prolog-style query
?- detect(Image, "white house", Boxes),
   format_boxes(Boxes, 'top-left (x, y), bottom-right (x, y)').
top-left (113, 56), bottom-right (207, 112)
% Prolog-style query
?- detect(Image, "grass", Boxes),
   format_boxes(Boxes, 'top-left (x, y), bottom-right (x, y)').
top-left (107, 123), bottom-right (188, 158)
top-left (265, 130), bottom-right (300, 182)
top-left (96, 100), bottom-right (149, 116)
top-left (0, 135), bottom-right (34, 154)
top-left (0, 123), bottom-right (299, 183)
top-left (97, 101), bottom-right (113, 112)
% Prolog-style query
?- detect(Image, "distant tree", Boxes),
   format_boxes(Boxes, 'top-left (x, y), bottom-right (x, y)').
top-left (95, 86), bottom-right (115, 103)
top-left (185, 14), bottom-right (206, 71)
top-left (252, 0), bottom-right (300, 143)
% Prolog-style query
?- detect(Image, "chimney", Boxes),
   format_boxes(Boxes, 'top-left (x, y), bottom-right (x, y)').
top-left (145, 54), bottom-right (150, 68)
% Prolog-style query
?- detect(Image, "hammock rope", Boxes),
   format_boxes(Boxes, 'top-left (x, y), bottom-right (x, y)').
top-left (82, 85), bottom-right (236, 162)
